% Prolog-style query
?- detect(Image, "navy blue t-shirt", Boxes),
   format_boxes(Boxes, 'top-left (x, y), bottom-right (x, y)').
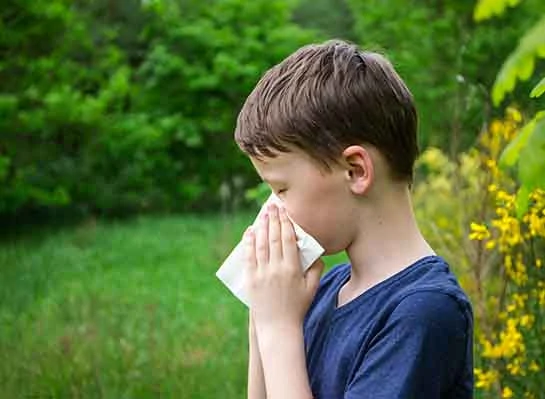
top-left (303, 255), bottom-right (473, 399)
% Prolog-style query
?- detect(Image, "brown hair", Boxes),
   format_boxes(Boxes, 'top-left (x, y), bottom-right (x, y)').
top-left (234, 39), bottom-right (418, 182)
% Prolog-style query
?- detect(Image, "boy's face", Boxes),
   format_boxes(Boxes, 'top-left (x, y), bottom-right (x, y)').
top-left (249, 148), bottom-right (358, 256)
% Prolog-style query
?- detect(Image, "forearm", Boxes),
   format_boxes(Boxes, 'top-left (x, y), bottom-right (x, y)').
top-left (248, 314), bottom-right (267, 399)
top-left (256, 323), bottom-right (313, 399)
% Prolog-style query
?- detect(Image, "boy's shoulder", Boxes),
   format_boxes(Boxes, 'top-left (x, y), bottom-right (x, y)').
top-left (315, 256), bottom-right (472, 323)
top-left (305, 256), bottom-right (473, 398)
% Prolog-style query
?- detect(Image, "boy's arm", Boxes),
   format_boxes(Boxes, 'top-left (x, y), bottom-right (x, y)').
top-left (248, 313), bottom-right (267, 399)
top-left (256, 323), bottom-right (314, 399)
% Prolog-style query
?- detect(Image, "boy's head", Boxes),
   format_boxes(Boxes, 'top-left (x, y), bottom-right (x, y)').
top-left (235, 39), bottom-right (418, 183)
top-left (234, 40), bottom-right (419, 254)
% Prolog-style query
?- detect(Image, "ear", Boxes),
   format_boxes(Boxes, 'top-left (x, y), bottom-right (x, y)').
top-left (342, 145), bottom-right (374, 194)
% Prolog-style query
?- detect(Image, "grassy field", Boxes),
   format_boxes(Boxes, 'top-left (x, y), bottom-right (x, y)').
top-left (0, 212), bottom-right (348, 398)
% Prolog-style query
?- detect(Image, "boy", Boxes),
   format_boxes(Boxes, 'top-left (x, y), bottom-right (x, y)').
top-left (235, 40), bottom-right (473, 399)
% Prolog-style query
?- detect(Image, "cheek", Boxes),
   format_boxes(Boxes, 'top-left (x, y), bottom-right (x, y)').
top-left (286, 193), bottom-right (350, 252)
top-left (283, 202), bottom-right (312, 233)
top-left (285, 198), bottom-right (330, 240)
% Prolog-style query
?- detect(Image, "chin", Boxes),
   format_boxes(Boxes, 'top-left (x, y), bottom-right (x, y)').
top-left (319, 239), bottom-right (349, 256)
top-left (321, 246), bottom-right (343, 257)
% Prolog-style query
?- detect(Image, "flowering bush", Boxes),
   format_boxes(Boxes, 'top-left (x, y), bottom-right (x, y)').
top-left (470, 120), bottom-right (544, 398)
top-left (413, 108), bottom-right (545, 398)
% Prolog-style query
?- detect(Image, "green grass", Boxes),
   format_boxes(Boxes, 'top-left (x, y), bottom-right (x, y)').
top-left (0, 212), bottom-right (348, 398)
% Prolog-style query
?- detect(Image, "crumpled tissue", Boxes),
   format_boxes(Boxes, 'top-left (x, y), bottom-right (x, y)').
top-left (215, 193), bottom-right (325, 307)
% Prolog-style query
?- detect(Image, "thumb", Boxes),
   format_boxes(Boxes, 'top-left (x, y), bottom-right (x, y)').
top-left (305, 257), bottom-right (325, 293)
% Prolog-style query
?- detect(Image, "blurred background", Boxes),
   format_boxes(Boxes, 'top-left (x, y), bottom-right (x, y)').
top-left (1, 0), bottom-right (544, 397)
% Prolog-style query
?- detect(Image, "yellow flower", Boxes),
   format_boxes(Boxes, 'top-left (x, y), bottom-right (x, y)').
top-left (512, 293), bottom-right (527, 309)
top-left (506, 107), bottom-right (522, 123)
top-left (496, 190), bottom-right (516, 205)
top-left (526, 212), bottom-right (545, 237)
top-left (418, 147), bottom-right (449, 171)
top-left (474, 368), bottom-right (498, 389)
top-left (538, 289), bottom-right (545, 307)
top-left (485, 240), bottom-right (496, 250)
top-left (490, 120), bottom-right (503, 136)
top-left (519, 314), bottom-right (534, 328)
top-left (502, 386), bottom-right (514, 398)
top-left (505, 255), bottom-right (513, 272)
top-left (486, 159), bottom-right (497, 170)
top-left (482, 338), bottom-right (503, 358)
top-left (507, 358), bottom-right (522, 375)
top-left (481, 317), bottom-right (526, 360)
top-left (469, 222), bottom-right (490, 241)
top-left (529, 361), bottom-right (540, 372)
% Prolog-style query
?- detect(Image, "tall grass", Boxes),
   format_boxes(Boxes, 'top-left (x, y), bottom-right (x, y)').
top-left (0, 212), bottom-right (347, 398)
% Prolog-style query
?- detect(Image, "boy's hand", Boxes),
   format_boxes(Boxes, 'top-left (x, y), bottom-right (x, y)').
top-left (243, 203), bottom-right (324, 331)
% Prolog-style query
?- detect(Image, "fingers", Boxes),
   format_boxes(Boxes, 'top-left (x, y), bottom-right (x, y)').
top-left (268, 204), bottom-right (282, 264)
top-left (253, 203), bottom-right (298, 271)
top-left (244, 226), bottom-right (257, 274)
top-left (279, 205), bottom-right (298, 264)
top-left (256, 210), bottom-right (269, 268)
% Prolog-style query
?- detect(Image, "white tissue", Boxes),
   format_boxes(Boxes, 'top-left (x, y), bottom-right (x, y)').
top-left (215, 193), bottom-right (325, 307)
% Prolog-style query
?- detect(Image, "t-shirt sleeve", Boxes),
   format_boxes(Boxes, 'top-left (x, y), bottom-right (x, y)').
top-left (344, 291), bottom-right (472, 399)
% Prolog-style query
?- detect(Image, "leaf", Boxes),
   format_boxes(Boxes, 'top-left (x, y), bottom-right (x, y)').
top-left (515, 185), bottom-right (530, 218)
top-left (500, 110), bottom-right (545, 218)
top-left (474, 0), bottom-right (522, 22)
top-left (492, 16), bottom-right (545, 105)
top-left (500, 111), bottom-right (545, 168)
top-left (530, 76), bottom-right (545, 98)
top-left (517, 115), bottom-right (545, 192)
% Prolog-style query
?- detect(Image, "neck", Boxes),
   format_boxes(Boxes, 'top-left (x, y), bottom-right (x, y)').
top-left (345, 184), bottom-right (435, 291)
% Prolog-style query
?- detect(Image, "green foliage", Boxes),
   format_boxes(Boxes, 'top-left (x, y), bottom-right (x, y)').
top-left (0, 0), bottom-right (317, 216)
top-left (293, 0), bottom-right (355, 41)
top-left (474, 0), bottom-right (522, 21)
top-left (529, 76), bottom-right (545, 98)
top-left (346, 0), bottom-right (542, 153)
top-left (500, 111), bottom-right (545, 168)
top-left (491, 16), bottom-right (545, 106)
top-left (500, 112), bottom-right (545, 216)
top-left (473, 0), bottom-right (545, 218)
top-left (3, 0), bottom-right (544, 218)
top-left (516, 115), bottom-right (545, 206)
top-left (347, 0), bottom-right (453, 148)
